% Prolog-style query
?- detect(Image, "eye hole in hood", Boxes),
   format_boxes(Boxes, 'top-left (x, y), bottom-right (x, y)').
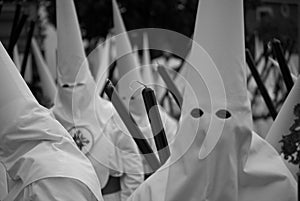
top-left (190, 108), bottom-right (204, 118)
top-left (62, 83), bottom-right (85, 88)
top-left (216, 109), bottom-right (231, 119)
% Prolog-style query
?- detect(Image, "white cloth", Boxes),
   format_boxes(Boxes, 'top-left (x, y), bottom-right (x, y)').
top-left (106, 114), bottom-right (144, 201)
top-left (0, 41), bottom-right (102, 201)
top-left (127, 114), bottom-right (297, 201)
top-left (0, 162), bottom-right (7, 200)
top-left (128, 0), bottom-right (297, 199)
top-left (1, 101), bottom-right (103, 201)
top-left (103, 192), bottom-right (121, 201)
top-left (15, 177), bottom-right (98, 201)
top-left (53, 0), bottom-right (116, 189)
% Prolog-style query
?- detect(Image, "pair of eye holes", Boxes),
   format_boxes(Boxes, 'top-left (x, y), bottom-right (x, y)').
top-left (190, 108), bottom-right (231, 119)
top-left (62, 83), bottom-right (85, 88)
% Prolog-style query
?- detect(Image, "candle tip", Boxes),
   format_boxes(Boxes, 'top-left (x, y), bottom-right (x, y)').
top-left (130, 80), bottom-right (147, 89)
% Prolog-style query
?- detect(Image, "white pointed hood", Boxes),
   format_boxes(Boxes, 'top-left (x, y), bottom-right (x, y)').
top-left (128, 0), bottom-right (296, 200)
top-left (52, 0), bottom-right (115, 187)
top-left (31, 38), bottom-right (57, 106)
top-left (0, 42), bottom-right (102, 201)
top-left (132, 45), bottom-right (141, 69)
top-left (112, 0), bottom-right (144, 111)
top-left (13, 45), bottom-right (21, 71)
top-left (141, 32), bottom-right (155, 85)
top-left (13, 45), bottom-right (32, 83)
top-left (44, 24), bottom-right (57, 81)
top-left (95, 37), bottom-right (111, 95)
top-left (88, 38), bottom-right (107, 82)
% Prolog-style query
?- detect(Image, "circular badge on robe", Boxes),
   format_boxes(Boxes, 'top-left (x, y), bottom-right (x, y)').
top-left (68, 126), bottom-right (94, 154)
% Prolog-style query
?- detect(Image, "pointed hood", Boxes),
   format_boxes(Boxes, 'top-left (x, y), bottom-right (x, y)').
top-left (24, 57), bottom-right (33, 83)
top-left (44, 24), bottom-right (57, 81)
top-left (174, 61), bottom-right (189, 97)
top-left (88, 38), bottom-right (107, 82)
top-left (31, 38), bottom-right (57, 106)
top-left (0, 42), bottom-right (102, 200)
top-left (141, 32), bottom-right (155, 85)
top-left (142, 33), bottom-right (151, 66)
top-left (112, 0), bottom-right (144, 108)
top-left (52, 0), bottom-right (116, 187)
top-left (185, 0), bottom-right (252, 158)
top-left (127, 0), bottom-right (296, 200)
top-left (132, 45), bottom-right (141, 68)
top-left (88, 43), bottom-right (103, 81)
top-left (56, 0), bottom-right (91, 86)
top-left (13, 45), bottom-right (32, 82)
top-left (95, 37), bottom-right (111, 94)
top-left (13, 45), bottom-right (21, 71)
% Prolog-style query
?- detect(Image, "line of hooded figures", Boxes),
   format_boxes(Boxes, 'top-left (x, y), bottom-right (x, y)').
top-left (0, 0), bottom-right (299, 200)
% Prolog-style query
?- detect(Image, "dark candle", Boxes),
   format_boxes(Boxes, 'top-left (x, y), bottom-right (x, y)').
top-left (21, 21), bottom-right (35, 77)
top-left (142, 86), bottom-right (170, 165)
top-left (157, 64), bottom-right (183, 109)
top-left (8, 3), bottom-right (22, 57)
top-left (246, 49), bottom-right (277, 120)
top-left (8, 14), bottom-right (28, 57)
top-left (104, 79), bottom-right (161, 172)
top-left (271, 39), bottom-right (294, 93)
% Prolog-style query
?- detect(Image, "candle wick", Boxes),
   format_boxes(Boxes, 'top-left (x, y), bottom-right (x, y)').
top-left (130, 80), bottom-right (147, 90)
top-left (154, 61), bottom-right (160, 71)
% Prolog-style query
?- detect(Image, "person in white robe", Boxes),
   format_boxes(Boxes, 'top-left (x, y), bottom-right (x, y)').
top-left (0, 41), bottom-right (103, 201)
top-left (51, 1), bottom-right (144, 201)
top-left (127, 0), bottom-right (297, 200)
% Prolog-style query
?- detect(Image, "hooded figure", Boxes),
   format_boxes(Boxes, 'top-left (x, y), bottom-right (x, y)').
top-left (0, 41), bottom-right (103, 201)
top-left (112, 0), bottom-right (178, 177)
top-left (127, 0), bottom-right (297, 200)
top-left (93, 36), bottom-right (111, 95)
top-left (31, 38), bottom-right (57, 108)
top-left (51, 1), bottom-right (144, 201)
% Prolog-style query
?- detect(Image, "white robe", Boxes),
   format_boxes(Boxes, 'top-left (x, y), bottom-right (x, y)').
top-left (103, 113), bottom-right (146, 201)
top-left (127, 114), bottom-right (297, 201)
top-left (0, 101), bottom-right (103, 201)
top-left (15, 178), bottom-right (98, 201)
top-left (0, 163), bottom-right (7, 200)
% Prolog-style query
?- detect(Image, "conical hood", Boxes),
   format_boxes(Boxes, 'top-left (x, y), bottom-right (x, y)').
top-left (88, 37), bottom-right (108, 82)
top-left (95, 37), bottom-right (111, 94)
top-left (127, 0), bottom-right (296, 200)
top-left (88, 43), bottom-right (103, 81)
top-left (132, 45), bottom-right (140, 69)
top-left (141, 32), bottom-right (155, 85)
top-left (56, 0), bottom-right (91, 86)
top-left (0, 42), bottom-right (102, 200)
top-left (185, 0), bottom-right (252, 158)
top-left (112, 0), bottom-right (143, 108)
top-left (13, 45), bottom-right (21, 71)
top-left (31, 38), bottom-right (57, 106)
top-left (24, 56), bottom-right (33, 83)
top-left (174, 61), bottom-right (189, 96)
top-left (53, 0), bottom-right (116, 187)
top-left (13, 45), bottom-right (32, 82)
top-left (44, 24), bottom-right (57, 81)
top-left (142, 33), bottom-right (151, 66)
